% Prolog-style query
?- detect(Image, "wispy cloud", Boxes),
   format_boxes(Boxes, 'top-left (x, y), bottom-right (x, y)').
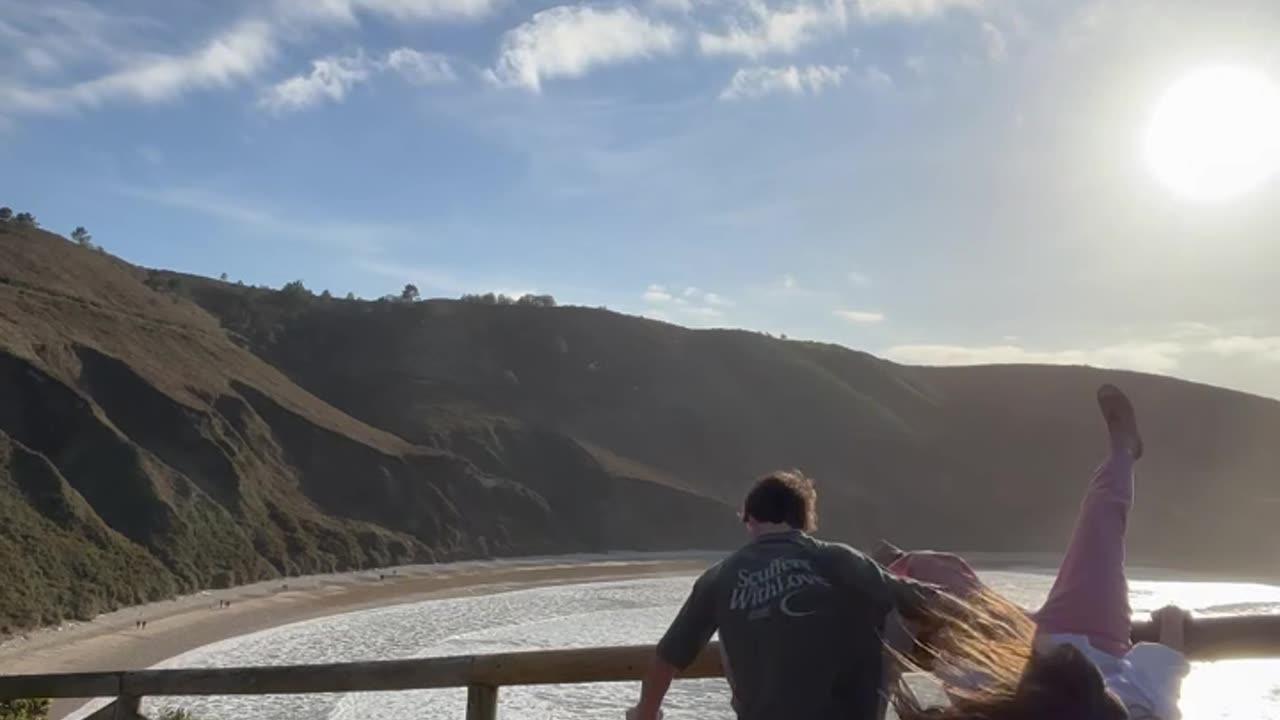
top-left (847, 270), bottom-right (871, 287)
top-left (1206, 336), bottom-right (1280, 362)
top-left (275, 0), bottom-right (502, 25)
top-left (641, 282), bottom-right (730, 323)
top-left (260, 46), bottom-right (456, 113)
top-left (643, 283), bottom-right (675, 302)
top-left (699, 1), bottom-right (835, 57)
top-left (0, 1), bottom-right (478, 120)
top-left (856, 0), bottom-right (989, 22)
top-left (681, 286), bottom-right (735, 306)
top-left (118, 184), bottom-right (406, 251)
top-left (882, 341), bottom-right (1186, 373)
top-left (0, 1), bottom-right (160, 75)
top-left (487, 6), bottom-right (680, 92)
top-left (1, 20), bottom-right (276, 114)
top-left (981, 21), bottom-right (1007, 61)
top-left (260, 50), bottom-right (373, 113)
top-left (385, 48), bottom-right (457, 85)
top-left (834, 309), bottom-right (886, 324)
top-left (720, 64), bottom-right (849, 100)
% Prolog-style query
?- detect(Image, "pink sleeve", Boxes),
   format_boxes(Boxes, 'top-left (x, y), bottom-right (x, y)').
top-left (889, 552), bottom-right (983, 596)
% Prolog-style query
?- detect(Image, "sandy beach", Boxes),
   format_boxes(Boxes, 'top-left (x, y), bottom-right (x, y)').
top-left (0, 552), bottom-right (715, 719)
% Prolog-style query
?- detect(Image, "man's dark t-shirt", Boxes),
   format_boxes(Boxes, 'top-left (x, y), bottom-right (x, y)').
top-left (656, 530), bottom-right (934, 720)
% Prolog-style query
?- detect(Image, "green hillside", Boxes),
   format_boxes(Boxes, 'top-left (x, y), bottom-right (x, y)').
top-left (1, 220), bottom-right (1276, 632)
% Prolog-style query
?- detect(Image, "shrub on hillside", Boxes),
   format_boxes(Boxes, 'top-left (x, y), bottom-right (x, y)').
top-left (401, 284), bottom-right (419, 302)
top-left (516, 293), bottom-right (557, 307)
top-left (280, 280), bottom-right (311, 300)
top-left (0, 207), bottom-right (12, 221)
top-left (71, 226), bottom-right (92, 246)
top-left (13, 212), bottom-right (36, 227)
top-left (0, 698), bottom-right (49, 720)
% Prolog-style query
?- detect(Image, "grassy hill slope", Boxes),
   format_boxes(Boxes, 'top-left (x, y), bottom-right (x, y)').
top-left (2, 219), bottom-right (1276, 631)
top-left (166, 273), bottom-right (1280, 579)
top-left (0, 226), bottom-right (736, 632)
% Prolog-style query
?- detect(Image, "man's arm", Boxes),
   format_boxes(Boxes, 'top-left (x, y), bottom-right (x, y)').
top-left (828, 542), bottom-right (952, 621)
top-left (884, 573), bottom-right (952, 623)
top-left (628, 567), bottom-right (720, 720)
top-left (629, 659), bottom-right (678, 720)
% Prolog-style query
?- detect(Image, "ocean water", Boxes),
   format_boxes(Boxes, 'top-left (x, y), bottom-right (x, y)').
top-left (125, 570), bottom-right (1279, 720)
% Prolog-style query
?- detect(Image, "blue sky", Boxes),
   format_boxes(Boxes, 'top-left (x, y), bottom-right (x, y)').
top-left (4, 0), bottom-right (1280, 398)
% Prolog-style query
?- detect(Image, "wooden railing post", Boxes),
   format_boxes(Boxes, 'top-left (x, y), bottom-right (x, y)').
top-left (466, 683), bottom-right (498, 720)
top-left (115, 695), bottom-right (144, 720)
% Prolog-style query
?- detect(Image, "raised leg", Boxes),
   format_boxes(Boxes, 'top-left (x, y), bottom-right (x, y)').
top-left (1033, 385), bottom-right (1141, 658)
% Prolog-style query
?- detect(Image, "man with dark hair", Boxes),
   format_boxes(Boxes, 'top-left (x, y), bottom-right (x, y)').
top-left (627, 469), bottom-right (951, 720)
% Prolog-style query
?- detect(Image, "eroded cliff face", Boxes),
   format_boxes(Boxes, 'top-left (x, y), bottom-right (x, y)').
top-left (2, 223), bottom-right (1276, 632)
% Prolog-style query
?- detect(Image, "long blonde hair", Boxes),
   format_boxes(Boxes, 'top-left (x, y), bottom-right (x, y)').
top-left (890, 588), bottom-right (1127, 720)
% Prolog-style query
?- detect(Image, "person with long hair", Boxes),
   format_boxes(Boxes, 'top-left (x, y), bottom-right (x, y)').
top-left (885, 384), bottom-right (1192, 720)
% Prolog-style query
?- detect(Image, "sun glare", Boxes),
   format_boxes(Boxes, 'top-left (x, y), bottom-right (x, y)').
top-left (1143, 65), bottom-right (1280, 202)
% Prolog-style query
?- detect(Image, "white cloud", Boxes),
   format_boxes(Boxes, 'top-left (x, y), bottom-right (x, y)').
top-left (1, 20), bottom-right (277, 114)
top-left (643, 284), bottom-right (674, 303)
top-left (259, 51), bottom-right (372, 113)
top-left (259, 47), bottom-right (455, 114)
top-left (881, 341), bottom-right (1186, 374)
top-left (856, 0), bottom-right (987, 22)
top-left (385, 48), bottom-right (457, 84)
top-left (981, 21), bottom-right (1007, 61)
top-left (847, 270), bottom-right (871, 286)
top-left (834, 309), bottom-right (885, 324)
top-left (277, 0), bottom-right (501, 24)
top-left (699, 1), bottom-right (832, 58)
top-left (855, 65), bottom-right (893, 90)
top-left (488, 6), bottom-right (680, 92)
top-left (643, 283), bottom-right (731, 321)
top-left (1206, 336), bottom-right (1280, 362)
top-left (720, 64), bottom-right (849, 100)
top-left (782, 273), bottom-right (797, 289)
top-left (679, 286), bottom-right (735, 306)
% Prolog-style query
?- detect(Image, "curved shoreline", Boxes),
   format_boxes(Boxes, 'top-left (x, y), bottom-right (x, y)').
top-left (0, 553), bottom-right (717, 719)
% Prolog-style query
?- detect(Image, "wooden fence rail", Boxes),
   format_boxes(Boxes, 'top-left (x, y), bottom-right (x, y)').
top-left (2, 615), bottom-right (1277, 720)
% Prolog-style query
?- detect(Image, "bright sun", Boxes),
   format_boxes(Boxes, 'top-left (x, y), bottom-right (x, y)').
top-left (1143, 65), bottom-right (1280, 202)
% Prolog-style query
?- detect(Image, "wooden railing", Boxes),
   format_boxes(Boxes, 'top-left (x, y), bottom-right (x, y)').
top-left (2, 615), bottom-right (1278, 720)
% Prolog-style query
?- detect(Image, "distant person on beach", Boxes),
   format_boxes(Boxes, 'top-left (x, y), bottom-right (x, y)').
top-left (885, 385), bottom-right (1193, 720)
top-left (627, 469), bottom-right (959, 720)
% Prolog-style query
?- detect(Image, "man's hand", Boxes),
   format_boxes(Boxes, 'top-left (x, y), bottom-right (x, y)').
top-left (625, 706), bottom-right (663, 720)
top-left (1152, 605), bottom-right (1191, 651)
